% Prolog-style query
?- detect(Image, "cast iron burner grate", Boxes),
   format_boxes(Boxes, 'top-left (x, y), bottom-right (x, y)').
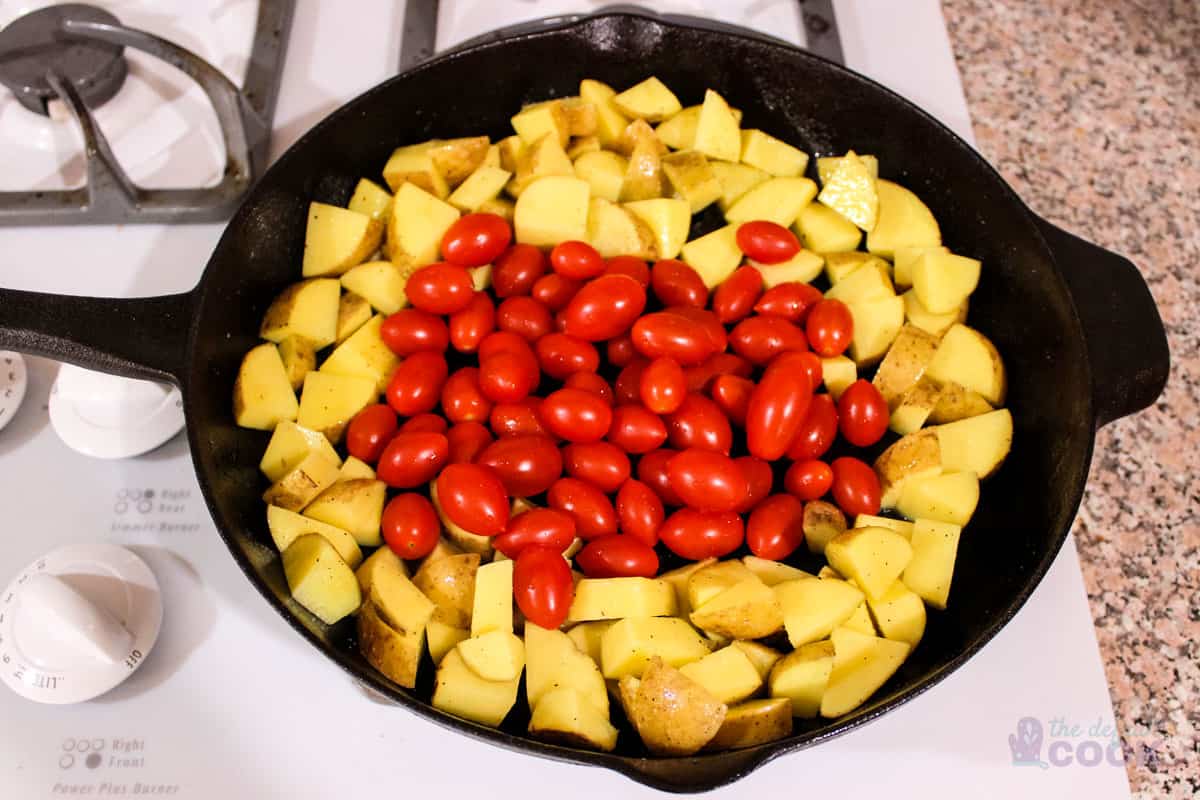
top-left (0, 1), bottom-right (294, 226)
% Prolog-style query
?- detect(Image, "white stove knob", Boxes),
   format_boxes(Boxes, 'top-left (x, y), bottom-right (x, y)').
top-left (0, 351), bottom-right (28, 432)
top-left (48, 364), bottom-right (185, 459)
top-left (0, 543), bottom-right (162, 704)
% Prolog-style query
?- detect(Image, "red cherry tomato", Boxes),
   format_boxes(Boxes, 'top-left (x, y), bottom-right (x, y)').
top-left (684, 352), bottom-right (754, 393)
top-left (838, 379), bottom-right (890, 447)
top-left (664, 307), bottom-right (728, 354)
top-left (640, 357), bottom-right (687, 415)
top-left (513, 545), bottom-right (574, 629)
top-left (830, 457), bottom-right (882, 516)
top-left (346, 404), bottom-right (398, 463)
top-left (711, 265), bottom-right (764, 324)
top-left (399, 412), bottom-right (448, 435)
top-left (404, 262), bottom-right (474, 314)
top-left (665, 394), bottom-right (733, 453)
top-left (730, 316), bottom-right (809, 365)
top-left (441, 212), bottom-right (511, 267)
top-left (496, 296), bottom-right (553, 342)
top-left (735, 456), bottom-right (774, 513)
top-left (441, 367), bottom-right (492, 423)
top-left (630, 311), bottom-right (722, 366)
top-left (659, 509), bottom-right (745, 560)
top-left (478, 329), bottom-right (532, 360)
top-left (493, 508), bottom-right (577, 559)
top-left (754, 282), bottom-right (824, 322)
top-left (667, 448), bottom-right (749, 513)
top-left (616, 478), bottom-right (664, 547)
top-left (385, 350), bottom-right (448, 416)
top-left (381, 494), bottom-right (441, 559)
top-left (785, 460), bottom-right (834, 500)
top-left (575, 535), bottom-right (659, 578)
top-left (736, 220), bottom-right (801, 264)
top-left (786, 393), bottom-right (839, 460)
top-left (603, 255), bottom-right (651, 286)
top-left (636, 448), bottom-right (683, 506)
top-left (478, 347), bottom-right (539, 404)
top-left (562, 441), bottom-right (631, 494)
top-left (771, 350), bottom-right (823, 390)
top-left (535, 332), bottom-right (600, 379)
top-left (806, 298), bottom-right (854, 357)
top-left (607, 405), bottom-right (668, 454)
top-left (745, 368), bottom-right (813, 460)
top-left (380, 309), bottom-right (449, 356)
top-left (492, 243), bottom-right (546, 297)
top-left (448, 291), bottom-right (495, 353)
top-left (541, 387), bottom-right (613, 443)
top-left (709, 374), bottom-right (754, 427)
top-left (531, 273), bottom-right (582, 311)
top-left (550, 240), bottom-right (604, 280)
top-left (446, 420), bottom-right (493, 463)
top-left (476, 434), bottom-right (563, 497)
top-left (377, 432), bottom-right (449, 488)
top-left (746, 494), bottom-right (806, 560)
top-left (563, 371), bottom-right (613, 405)
top-left (547, 478), bottom-right (617, 539)
top-left (559, 274), bottom-right (648, 342)
top-left (606, 335), bottom-right (636, 368)
top-left (651, 259), bottom-right (708, 308)
top-left (435, 463), bottom-right (509, 536)
top-left (614, 359), bottom-right (650, 405)
top-left (489, 398), bottom-right (547, 438)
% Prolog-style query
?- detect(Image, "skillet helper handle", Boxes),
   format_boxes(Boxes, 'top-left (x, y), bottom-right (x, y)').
top-left (1036, 218), bottom-right (1169, 428)
top-left (0, 288), bottom-right (193, 386)
top-left (617, 748), bottom-right (773, 792)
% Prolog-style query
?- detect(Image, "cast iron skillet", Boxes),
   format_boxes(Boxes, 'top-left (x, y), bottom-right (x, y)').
top-left (0, 11), bottom-right (1169, 792)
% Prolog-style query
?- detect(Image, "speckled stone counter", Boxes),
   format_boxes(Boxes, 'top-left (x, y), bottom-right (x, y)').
top-left (940, 1), bottom-right (1198, 795)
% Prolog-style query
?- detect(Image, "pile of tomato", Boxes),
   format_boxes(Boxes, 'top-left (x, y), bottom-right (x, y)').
top-left (344, 213), bottom-right (889, 630)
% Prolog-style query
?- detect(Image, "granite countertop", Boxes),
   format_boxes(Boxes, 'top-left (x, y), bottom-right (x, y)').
top-left (940, 1), bottom-right (1198, 795)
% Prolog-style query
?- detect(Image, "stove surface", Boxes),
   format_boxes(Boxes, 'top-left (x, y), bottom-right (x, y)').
top-left (0, 1), bottom-right (1131, 797)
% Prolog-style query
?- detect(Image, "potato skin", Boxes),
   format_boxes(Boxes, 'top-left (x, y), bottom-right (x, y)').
top-left (412, 553), bottom-right (481, 629)
top-left (626, 657), bottom-right (727, 756)
top-left (704, 698), bottom-right (793, 751)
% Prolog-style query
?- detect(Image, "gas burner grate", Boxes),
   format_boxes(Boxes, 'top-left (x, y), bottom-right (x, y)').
top-left (0, 1), bottom-right (294, 226)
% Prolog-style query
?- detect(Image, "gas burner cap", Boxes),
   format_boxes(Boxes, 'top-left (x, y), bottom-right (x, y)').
top-left (0, 351), bottom-right (27, 433)
top-left (0, 543), bottom-right (162, 704)
top-left (0, 4), bottom-right (128, 115)
top-left (49, 364), bottom-right (185, 459)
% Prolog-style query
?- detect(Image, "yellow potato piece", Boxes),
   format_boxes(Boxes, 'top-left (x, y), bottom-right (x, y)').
top-left (892, 245), bottom-right (949, 288)
top-left (341, 261), bottom-right (409, 315)
top-left (768, 640), bottom-right (835, 718)
top-left (267, 505), bottom-right (362, 568)
top-left (846, 295), bottom-right (905, 366)
top-left (627, 657), bottom-right (727, 756)
top-left (680, 224), bottom-right (742, 288)
top-left (471, 559), bottom-right (514, 637)
top-left (912, 251), bottom-right (981, 313)
top-left (568, 577), bottom-right (676, 622)
top-left (320, 314), bottom-right (400, 394)
top-left (657, 558), bottom-right (717, 616)
top-left (382, 141), bottom-right (450, 197)
top-left (301, 202), bottom-right (383, 278)
top-left (600, 616), bottom-right (710, 679)
top-left (865, 580), bottom-right (926, 647)
top-left (259, 420), bottom-right (341, 482)
top-left (825, 526), bottom-right (915, 602)
top-left (587, 197), bottom-right (657, 259)
top-left (525, 623), bottom-right (609, 714)
top-left (802, 500), bottom-right (847, 555)
top-left (412, 552), bottom-right (479, 629)
top-left (613, 77), bottom-right (682, 122)
top-left (233, 343), bottom-right (299, 430)
top-left (929, 380), bottom-right (993, 424)
top-left (624, 197), bottom-right (691, 259)
top-left (866, 179), bottom-right (941, 259)
top-left (824, 251), bottom-right (887, 286)
top-left (507, 134), bottom-right (575, 197)
top-left (347, 178), bottom-right (392, 221)
top-left (774, 577), bottom-right (864, 647)
top-left (662, 150), bottom-right (722, 212)
top-left (387, 182), bottom-right (460, 269)
top-left (817, 154), bottom-right (879, 185)
top-left (872, 324), bottom-right (941, 407)
top-left (529, 687), bottom-right (618, 752)
top-left (690, 578), bottom-right (785, 640)
top-left (679, 645), bottom-right (764, 704)
top-left (295, 371), bottom-right (376, 444)
top-left (754, 250), bottom-right (825, 288)
top-left (724, 176), bottom-right (818, 227)
top-left (282, 533), bottom-right (361, 625)
top-left (302, 478), bottom-right (385, 546)
top-left (896, 471), bottom-right (980, 526)
top-left (459, 630), bottom-right (525, 682)
top-left (261, 448), bottom-right (341, 512)
top-left (853, 515), bottom-right (915, 539)
top-left (925, 323), bottom-right (1007, 405)
top-left (740, 129), bottom-right (809, 177)
top-left (794, 201), bottom-right (862, 253)
top-left (686, 561), bottom-right (757, 611)
top-left (874, 428), bottom-right (943, 509)
top-left (903, 519), bottom-right (962, 609)
top-left (711, 161), bottom-right (770, 212)
top-left (260, 278), bottom-right (340, 348)
top-left (511, 100), bottom-right (570, 148)
top-left (448, 165), bottom-right (512, 212)
top-left (355, 545), bottom-right (408, 596)
top-left (579, 79), bottom-right (631, 147)
top-left (514, 176), bottom-right (591, 247)
top-left (334, 292), bottom-right (372, 345)
top-left (693, 89), bottom-right (741, 163)
top-left (842, 602), bottom-right (877, 636)
top-left (825, 261), bottom-right (895, 303)
top-left (742, 556), bottom-right (814, 587)
top-left (432, 647), bottom-right (521, 727)
top-left (820, 356), bottom-right (857, 400)
top-left (426, 619), bottom-right (469, 666)
top-left (655, 105), bottom-right (701, 149)
top-left (277, 335), bottom-right (315, 391)
top-left (934, 408), bottom-right (1013, 479)
top-left (889, 378), bottom-right (941, 435)
top-left (820, 627), bottom-right (910, 718)
top-left (566, 620), bottom-right (614, 666)
top-left (573, 150), bottom-right (627, 202)
top-left (816, 151), bottom-right (878, 232)
top-left (902, 288), bottom-right (968, 337)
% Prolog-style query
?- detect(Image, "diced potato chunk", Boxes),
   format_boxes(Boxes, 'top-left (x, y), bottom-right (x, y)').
top-left (387, 182), bottom-right (460, 269)
top-left (507, 134), bottom-right (574, 197)
top-left (260, 278), bottom-right (340, 348)
top-left (679, 645), bottom-right (764, 704)
top-left (768, 640), bottom-right (834, 718)
top-left (347, 178), bottom-right (392, 221)
top-left (865, 580), bottom-right (926, 646)
top-left (754, 250), bottom-right (825, 288)
top-left (655, 105), bottom-right (701, 149)
top-left (340, 261), bottom-right (409, 315)
top-left (514, 176), bottom-right (591, 247)
top-left (426, 619), bottom-right (469, 666)
top-left (825, 527), bottom-right (915, 600)
top-left (846, 295), bottom-right (905, 366)
top-left (803, 499), bottom-right (848, 555)
top-left (282, 533), bottom-right (361, 624)
top-left (432, 648), bottom-right (521, 727)
top-left (334, 292), bottom-right (372, 344)
top-left (259, 420), bottom-right (341, 482)
top-left (613, 77), bottom-right (682, 122)
top-left (296, 371), bottom-right (376, 444)
top-left (693, 89), bottom-right (741, 163)
top-left (303, 478), bottom-right (386, 546)
top-left (687, 561), bottom-right (757, 610)
top-left (817, 154), bottom-right (879, 185)
top-left (579, 79), bottom-right (631, 147)
top-left (820, 627), bottom-right (910, 717)
top-left (320, 314), bottom-right (400, 394)
top-left (511, 100), bottom-right (570, 148)
top-left (657, 558), bottom-right (717, 616)
top-left (896, 471), bottom-right (980, 526)
top-left (820, 356), bottom-right (857, 400)
top-left (681, 224), bottom-right (742, 288)
top-left (267, 505), bottom-right (362, 568)
top-left (740, 129), bottom-right (808, 176)
top-left (824, 251), bottom-right (886, 285)
top-left (568, 577), bottom-right (676, 622)
top-left (690, 578), bottom-right (784, 639)
top-left (382, 141), bottom-right (449, 197)
top-left (525, 623), bottom-right (609, 714)
top-left (903, 289), bottom-right (968, 337)
top-left (624, 197), bottom-right (690, 259)
top-left (903, 519), bottom-right (962, 609)
top-left (912, 251), bottom-right (981, 314)
top-left (825, 261), bottom-right (895, 303)
top-left (711, 161), bottom-right (769, 212)
top-left (842, 602), bottom-right (877, 636)
top-left (866, 179), bottom-right (941, 259)
top-left (587, 198), bottom-right (657, 259)
top-left (724, 177), bottom-right (818, 227)
top-left (233, 343), bottom-right (299, 430)
top-left (262, 449), bottom-right (341, 511)
top-left (573, 150), bottom-right (627, 202)
top-left (471, 559), bottom-right (514, 637)
top-left (662, 151), bottom-right (722, 212)
top-left (817, 151), bottom-right (877, 231)
top-left (872, 324), bottom-right (941, 407)
top-left (448, 165), bottom-right (512, 212)
top-left (277, 335), bottom-right (315, 391)
top-left (774, 577), bottom-right (863, 647)
top-left (529, 687), bottom-right (618, 752)
top-left (794, 201), bottom-right (862, 253)
top-left (934, 408), bottom-right (1013, 478)
top-left (925, 324), bottom-right (1007, 405)
top-left (874, 428), bottom-right (943, 509)
top-left (600, 616), bottom-right (710, 678)
top-left (355, 545), bottom-right (408, 596)
top-left (301, 203), bottom-right (383, 278)
top-left (893, 245), bottom-right (949, 288)
top-left (742, 556), bottom-right (813, 586)
top-left (853, 514), bottom-right (915, 539)
top-left (459, 630), bottom-right (525, 681)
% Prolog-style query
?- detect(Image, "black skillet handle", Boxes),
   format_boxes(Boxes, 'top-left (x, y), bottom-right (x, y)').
top-left (1036, 218), bottom-right (1169, 428)
top-left (0, 288), bottom-right (194, 386)
top-left (615, 748), bottom-right (774, 793)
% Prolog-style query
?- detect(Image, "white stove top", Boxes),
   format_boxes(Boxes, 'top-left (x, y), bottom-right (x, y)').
top-left (0, 1), bottom-right (1131, 796)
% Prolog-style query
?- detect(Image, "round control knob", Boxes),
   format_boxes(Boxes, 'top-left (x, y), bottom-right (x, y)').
top-left (49, 364), bottom-right (184, 458)
top-left (0, 351), bottom-right (28, 433)
top-left (0, 543), bottom-right (162, 704)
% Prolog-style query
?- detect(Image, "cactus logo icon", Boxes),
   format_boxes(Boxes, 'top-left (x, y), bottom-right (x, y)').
top-left (1009, 717), bottom-right (1049, 769)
